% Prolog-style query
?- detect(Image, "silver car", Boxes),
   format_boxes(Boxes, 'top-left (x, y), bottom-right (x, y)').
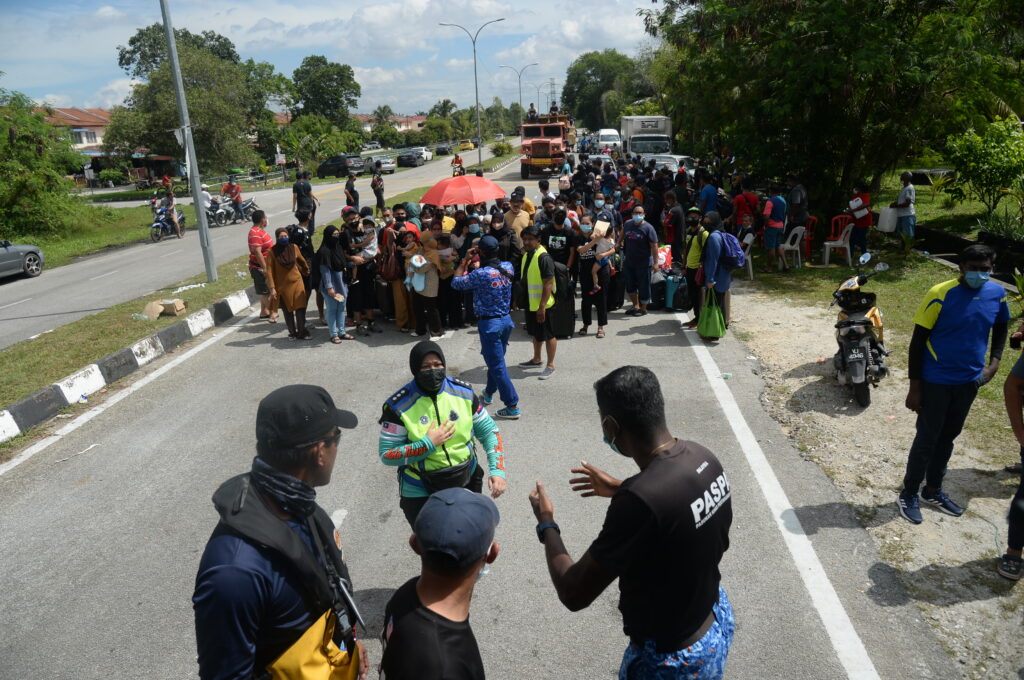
top-left (369, 155), bottom-right (397, 174)
top-left (0, 239), bottom-right (44, 279)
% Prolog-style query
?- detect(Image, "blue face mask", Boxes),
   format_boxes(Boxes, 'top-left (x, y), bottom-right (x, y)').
top-left (633, 215), bottom-right (644, 224)
top-left (563, 218), bottom-right (572, 228)
top-left (468, 224), bottom-right (481, 234)
top-left (614, 191), bottom-right (622, 198)
top-left (602, 416), bottom-right (622, 455)
top-left (276, 236), bottom-right (289, 246)
top-left (594, 200), bottom-right (605, 208)
top-left (964, 270), bottom-right (989, 289)
top-left (581, 224), bottom-right (593, 233)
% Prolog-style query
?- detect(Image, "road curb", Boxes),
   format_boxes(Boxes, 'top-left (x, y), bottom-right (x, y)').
top-left (0, 285), bottom-right (258, 445)
top-left (485, 155), bottom-right (523, 174)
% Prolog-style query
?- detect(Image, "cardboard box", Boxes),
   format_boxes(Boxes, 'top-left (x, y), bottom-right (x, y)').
top-left (160, 299), bottom-right (187, 316)
top-left (141, 301), bottom-right (164, 320)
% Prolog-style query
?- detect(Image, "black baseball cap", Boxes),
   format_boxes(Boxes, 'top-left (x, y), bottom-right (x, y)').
top-left (256, 385), bottom-right (357, 449)
top-left (414, 488), bottom-right (500, 568)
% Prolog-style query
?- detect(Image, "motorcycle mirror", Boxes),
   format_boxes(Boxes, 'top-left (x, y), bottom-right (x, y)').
top-left (858, 252), bottom-right (872, 266)
top-left (874, 262), bottom-right (890, 272)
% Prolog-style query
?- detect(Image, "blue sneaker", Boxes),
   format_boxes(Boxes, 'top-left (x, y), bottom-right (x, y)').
top-left (479, 393), bottom-right (493, 406)
top-left (897, 491), bottom-right (923, 524)
top-left (495, 407), bottom-right (520, 420)
top-left (921, 488), bottom-right (965, 517)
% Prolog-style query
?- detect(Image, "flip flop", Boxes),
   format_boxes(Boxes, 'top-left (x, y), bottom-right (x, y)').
top-left (596, 329), bottom-right (605, 338)
top-left (578, 327), bottom-right (589, 336)
top-left (259, 314), bottom-right (270, 320)
top-left (339, 333), bottom-right (355, 340)
top-left (331, 336), bottom-right (342, 344)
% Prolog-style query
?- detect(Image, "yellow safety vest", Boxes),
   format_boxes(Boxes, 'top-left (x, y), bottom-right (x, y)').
top-left (522, 245), bottom-right (556, 312)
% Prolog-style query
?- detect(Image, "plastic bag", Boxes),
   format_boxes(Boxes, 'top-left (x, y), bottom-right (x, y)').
top-left (697, 293), bottom-right (726, 339)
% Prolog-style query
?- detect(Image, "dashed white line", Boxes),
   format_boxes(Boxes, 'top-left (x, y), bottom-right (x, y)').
top-left (158, 249), bottom-right (182, 259)
top-left (88, 270), bottom-right (119, 281)
top-left (0, 297), bottom-right (32, 310)
top-left (677, 313), bottom-right (880, 679)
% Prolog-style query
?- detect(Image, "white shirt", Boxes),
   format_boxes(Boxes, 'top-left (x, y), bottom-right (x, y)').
top-left (201, 190), bottom-right (212, 209)
top-left (897, 184), bottom-right (916, 217)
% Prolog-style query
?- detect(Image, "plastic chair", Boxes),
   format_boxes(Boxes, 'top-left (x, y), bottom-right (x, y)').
top-left (780, 226), bottom-right (805, 268)
top-left (803, 216), bottom-right (819, 259)
top-left (823, 223), bottom-right (855, 266)
top-left (745, 245), bottom-right (755, 281)
top-left (827, 214), bottom-right (852, 241)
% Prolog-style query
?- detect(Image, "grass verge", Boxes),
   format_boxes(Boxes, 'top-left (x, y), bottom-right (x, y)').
top-left (28, 205), bottom-right (155, 269)
top-left (746, 242), bottom-right (1022, 457)
top-left (466, 146), bottom-right (522, 173)
top-left (0, 254), bottom-right (254, 409)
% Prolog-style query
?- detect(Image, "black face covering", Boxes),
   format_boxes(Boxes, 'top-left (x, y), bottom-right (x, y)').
top-left (409, 340), bottom-right (446, 395)
top-left (416, 368), bottom-right (446, 395)
top-left (250, 456), bottom-right (317, 518)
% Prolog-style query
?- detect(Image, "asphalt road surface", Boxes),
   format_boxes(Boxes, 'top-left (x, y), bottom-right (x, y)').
top-left (0, 140), bottom-right (520, 351)
top-left (0, 296), bottom-right (956, 679)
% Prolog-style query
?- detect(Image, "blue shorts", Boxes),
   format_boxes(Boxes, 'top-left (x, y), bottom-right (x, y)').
top-left (619, 586), bottom-right (735, 680)
top-left (897, 215), bottom-right (916, 239)
top-left (596, 256), bottom-right (611, 268)
top-left (764, 227), bottom-right (784, 250)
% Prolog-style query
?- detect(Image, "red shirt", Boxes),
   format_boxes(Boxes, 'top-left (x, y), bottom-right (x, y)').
top-left (852, 192), bottom-right (872, 229)
top-left (222, 183), bottom-right (242, 202)
top-left (247, 226), bottom-right (273, 269)
top-left (732, 192), bottom-right (759, 224)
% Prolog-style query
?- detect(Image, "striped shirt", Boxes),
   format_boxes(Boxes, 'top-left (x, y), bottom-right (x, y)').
top-left (248, 226), bottom-right (273, 269)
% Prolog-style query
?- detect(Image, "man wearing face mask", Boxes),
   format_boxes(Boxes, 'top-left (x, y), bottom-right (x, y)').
top-left (529, 366), bottom-right (734, 680)
top-left (378, 341), bottom-right (507, 527)
top-left (897, 244), bottom-right (1009, 524)
top-left (620, 207), bottom-right (660, 317)
top-left (592, 192), bottom-right (622, 233)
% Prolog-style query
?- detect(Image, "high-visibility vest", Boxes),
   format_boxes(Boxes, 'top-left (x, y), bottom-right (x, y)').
top-left (522, 246), bottom-right (556, 311)
top-left (386, 377), bottom-right (476, 477)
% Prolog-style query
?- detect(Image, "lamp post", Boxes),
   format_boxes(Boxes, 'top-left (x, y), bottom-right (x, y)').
top-left (500, 63), bottom-right (538, 128)
top-left (527, 82), bottom-right (544, 113)
top-left (440, 18), bottom-right (505, 168)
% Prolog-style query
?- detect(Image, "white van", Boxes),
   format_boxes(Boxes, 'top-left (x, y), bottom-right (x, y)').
top-left (597, 128), bottom-right (622, 151)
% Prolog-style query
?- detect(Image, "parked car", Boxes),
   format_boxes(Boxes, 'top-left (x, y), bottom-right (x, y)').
top-left (458, 139), bottom-right (475, 151)
top-left (470, 137), bottom-right (483, 147)
top-left (0, 239), bottom-right (44, 279)
top-left (646, 155), bottom-right (680, 173)
top-left (397, 149), bottom-right (425, 167)
top-left (495, 133), bottom-right (504, 141)
top-left (368, 155), bottom-right (397, 174)
top-left (363, 141), bottom-right (381, 151)
top-left (410, 146), bottom-right (433, 162)
top-left (435, 143), bottom-right (452, 155)
top-left (316, 154), bottom-right (366, 178)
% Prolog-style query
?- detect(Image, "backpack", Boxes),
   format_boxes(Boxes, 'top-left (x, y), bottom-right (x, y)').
top-left (718, 231), bottom-right (746, 269)
top-left (715, 191), bottom-right (734, 220)
top-left (377, 229), bottom-right (403, 281)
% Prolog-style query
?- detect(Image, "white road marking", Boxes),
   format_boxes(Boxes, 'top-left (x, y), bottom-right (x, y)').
top-left (331, 509), bottom-right (348, 528)
top-left (88, 270), bottom-right (119, 281)
top-left (158, 249), bottom-right (182, 259)
top-left (677, 313), bottom-right (880, 680)
top-left (0, 310), bottom-right (259, 478)
top-left (0, 297), bottom-right (31, 310)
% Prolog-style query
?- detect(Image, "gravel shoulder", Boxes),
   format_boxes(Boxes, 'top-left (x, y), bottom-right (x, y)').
top-left (729, 281), bottom-right (1023, 678)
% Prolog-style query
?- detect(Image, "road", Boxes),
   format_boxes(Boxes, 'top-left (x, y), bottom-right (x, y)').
top-left (0, 292), bottom-right (956, 678)
top-left (0, 140), bottom-right (520, 351)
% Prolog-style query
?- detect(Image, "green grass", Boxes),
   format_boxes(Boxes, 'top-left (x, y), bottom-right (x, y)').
top-left (31, 205), bottom-right (156, 268)
top-left (747, 243), bottom-right (1022, 455)
top-left (0, 254), bottom-right (254, 412)
top-left (465, 146), bottom-right (522, 173)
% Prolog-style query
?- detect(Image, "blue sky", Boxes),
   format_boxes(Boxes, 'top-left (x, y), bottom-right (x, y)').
top-left (0, 0), bottom-right (652, 114)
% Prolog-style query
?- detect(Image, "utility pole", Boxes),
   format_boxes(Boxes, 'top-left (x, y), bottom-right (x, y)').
top-left (440, 18), bottom-right (505, 168)
top-left (500, 63), bottom-right (538, 128)
top-left (159, 0), bottom-right (217, 282)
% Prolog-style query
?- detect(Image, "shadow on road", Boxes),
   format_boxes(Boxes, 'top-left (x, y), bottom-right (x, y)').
top-left (355, 587), bottom-right (397, 640)
top-left (866, 560), bottom-right (1014, 607)
top-left (784, 501), bottom-right (896, 535)
top-left (224, 318), bottom-right (430, 349)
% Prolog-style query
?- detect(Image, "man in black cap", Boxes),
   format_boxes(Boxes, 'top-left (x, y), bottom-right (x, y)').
top-left (379, 487), bottom-right (500, 679)
top-left (193, 385), bottom-right (368, 680)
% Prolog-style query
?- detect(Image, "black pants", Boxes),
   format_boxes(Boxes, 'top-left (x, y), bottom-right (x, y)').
top-left (580, 264), bottom-right (609, 327)
top-left (412, 291), bottom-right (442, 336)
top-left (1009, 447), bottom-right (1024, 551)
top-left (686, 267), bottom-right (703, 321)
top-left (902, 380), bottom-right (979, 493)
top-left (438, 277), bottom-right (464, 328)
top-left (609, 270), bottom-right (626, 311)
top-left (400, 465), bottom-right (484, 527)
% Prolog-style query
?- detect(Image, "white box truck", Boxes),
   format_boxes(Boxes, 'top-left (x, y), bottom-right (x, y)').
top-left (620, 116), bottom-right (672, 154)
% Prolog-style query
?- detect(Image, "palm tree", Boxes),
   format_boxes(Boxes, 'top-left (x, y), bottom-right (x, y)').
top-left (429, 98), bottom-right (458, 120)
top-left (371, 105), bottom-right (395, 129)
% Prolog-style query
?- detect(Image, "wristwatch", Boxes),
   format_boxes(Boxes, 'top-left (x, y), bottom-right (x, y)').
top-left (536, 521), bottom-right (560, 544)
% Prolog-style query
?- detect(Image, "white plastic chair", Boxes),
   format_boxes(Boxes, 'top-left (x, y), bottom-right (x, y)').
top-left (745, 247), bottom-right (755, 280)
top-left (780, 226), bottom-right (805, 268)
top-left (823, 223), bottom-right (855, 266)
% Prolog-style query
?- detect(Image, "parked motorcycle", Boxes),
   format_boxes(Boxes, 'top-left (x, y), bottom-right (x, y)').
top-left (831, 253), bottom-right (890, 406)
top-left (150, 207), bottom-right (186, 242)
top-left (207, 199), bottom-right (230, 227)
top-left (239, 198), bottom-right (259, 222)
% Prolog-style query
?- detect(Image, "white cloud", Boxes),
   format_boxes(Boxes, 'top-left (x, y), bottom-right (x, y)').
top-left (445, 58), bottom-right (473, 72)
top-left (85, 78), bottom-right (139, 109)
top-left (37, 93), bottom-right (73, 107)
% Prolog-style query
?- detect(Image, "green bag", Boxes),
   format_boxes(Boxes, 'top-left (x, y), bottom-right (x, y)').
top-left (697, 291), bottom-right (727, 339)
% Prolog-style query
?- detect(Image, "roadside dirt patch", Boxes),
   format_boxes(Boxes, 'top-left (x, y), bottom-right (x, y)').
top-left (730, 282), bottom-right (1022, 679)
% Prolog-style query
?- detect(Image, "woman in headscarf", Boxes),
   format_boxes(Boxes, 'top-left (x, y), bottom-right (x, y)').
top-left (404, 231), bottom-right (443, 339)
top-left (316, 225), bottom-right (354, 342)
top-left (265, 226), bottom-right (311, 340)
top-left (377, 340), bottom-right (507, 527)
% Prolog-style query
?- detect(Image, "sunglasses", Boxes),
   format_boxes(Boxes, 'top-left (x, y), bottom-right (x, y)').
top-left (294, 427), bottom-right (341, 450)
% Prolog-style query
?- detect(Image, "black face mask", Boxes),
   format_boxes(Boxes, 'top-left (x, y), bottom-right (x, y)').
top-left (686, 217), bottom-right (699, 226)
top-left (416, 368), bottom-right (446, 395)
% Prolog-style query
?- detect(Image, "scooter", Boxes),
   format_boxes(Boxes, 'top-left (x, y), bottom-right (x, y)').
top-left (831, 252), bottom-right (890, 407)
top-left (150, 207), bottom-right (186, 242)
top-left (451, 165), bottom-right (466, 177)
top-left (207, 199), bottom-right (230, 227)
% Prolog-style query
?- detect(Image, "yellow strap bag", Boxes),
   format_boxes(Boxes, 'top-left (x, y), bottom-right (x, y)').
top-left (267, 608), bottom-right (359, 680)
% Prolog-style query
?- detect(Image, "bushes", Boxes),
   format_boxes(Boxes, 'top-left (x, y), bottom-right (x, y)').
top-left (98, 169), bottom-right (126, 185)
top-left (490, 141), bottom-right (513, 157)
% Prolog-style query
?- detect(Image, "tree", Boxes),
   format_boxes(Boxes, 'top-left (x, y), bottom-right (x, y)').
top-left (116, 24), bottom-right (239, 78)
top-left (421, 117), bottom-right (454, 144)
top-left (945, 118), bottom-right (1024, 217)
top-left (104, 47), bottom-right (256, 172)
top-left (428, 99), bottom-right (458, 119)
top-left (370, 123), bottom-right (402, 149)
top-left (291, 56), bottom-right (361, 127)
top-left (371, 105), bottom-right (395, 129)
top-left (561, 50), bottom-right (638, 129)
top-left (1, 87), bottom-right (89, 236)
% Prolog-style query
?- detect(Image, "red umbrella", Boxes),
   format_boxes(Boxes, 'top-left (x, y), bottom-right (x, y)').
top-left (419, 175), bottom-right (508, 207)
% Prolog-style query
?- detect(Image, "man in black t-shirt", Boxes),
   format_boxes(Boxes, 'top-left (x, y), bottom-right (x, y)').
top-left (380, 488), bottom-right (499, 680)
top-left (540, 214), bottom-right (578, 270)
top-left (291, 170), bottom-right (319, 229)
top-left (529, 366), bottom-right (735, 680)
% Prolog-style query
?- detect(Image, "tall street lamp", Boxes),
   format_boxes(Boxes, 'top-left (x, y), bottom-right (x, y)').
top-left (501, 63), bottom-right (538, 128)
top-left (527, 82), bottom-right (544, 113)
top-left (440, 18), bottom-right (505, 168)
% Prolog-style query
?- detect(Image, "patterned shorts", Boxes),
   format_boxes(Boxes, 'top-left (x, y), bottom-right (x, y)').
top-left (619, 587), bottom-right (735, 680)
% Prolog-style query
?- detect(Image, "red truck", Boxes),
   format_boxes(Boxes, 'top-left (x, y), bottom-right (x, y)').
top-left (519, 114), bottom-right (576, 180)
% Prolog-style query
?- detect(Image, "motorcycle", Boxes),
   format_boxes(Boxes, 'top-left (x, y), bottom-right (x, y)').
top-left (831, 252), bottom-right (890, 407)
top-left (451, 165), bottom-right (466, 177)
top-left (239, 198), bottom-right (259, 222)
top-left (150, 207), bottom-right (186, 242)
top-left (207, 199), bottom-right (230, 227)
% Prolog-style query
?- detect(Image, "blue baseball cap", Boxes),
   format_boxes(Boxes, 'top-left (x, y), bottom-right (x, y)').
top-left (477, 235), bottom-right (499, 253)
top-left (414, 488), bottom-right (500, 568)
